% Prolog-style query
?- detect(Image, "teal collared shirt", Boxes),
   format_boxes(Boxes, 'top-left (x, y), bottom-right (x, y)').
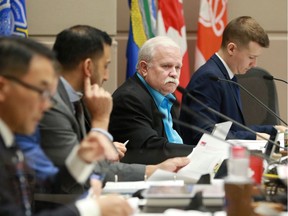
top-left (136, 73), bottom-right (183, 144)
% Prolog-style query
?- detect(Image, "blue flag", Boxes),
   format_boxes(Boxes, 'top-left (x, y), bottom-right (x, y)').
top-left (0, 0), bottom-right (28, 37)
top-left (126, 0), bottom-right (156, 79)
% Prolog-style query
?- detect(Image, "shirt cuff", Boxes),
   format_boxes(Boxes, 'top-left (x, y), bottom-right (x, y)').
top-left (90, 128), bottom-right (113, 141)
top-left (65, 145), bottom-right (96, 184)
top-left (75, 198), bottom-right (100, 216)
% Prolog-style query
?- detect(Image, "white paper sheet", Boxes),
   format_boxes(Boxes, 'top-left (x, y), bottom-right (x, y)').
top-left (177, 133), bottom-right (230, 180)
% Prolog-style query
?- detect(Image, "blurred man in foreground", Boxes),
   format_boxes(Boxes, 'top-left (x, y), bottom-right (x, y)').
top-left (0, 36), bottom-right (132, 216)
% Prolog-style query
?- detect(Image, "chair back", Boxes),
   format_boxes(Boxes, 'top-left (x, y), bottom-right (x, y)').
top-left (236, 67), bottom-right (280, 125)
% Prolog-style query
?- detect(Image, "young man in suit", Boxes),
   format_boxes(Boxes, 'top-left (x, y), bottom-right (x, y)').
top-left (180, 16), bottom-right (286, 145)
top-left (109, 36), bottom-right (194, 164)
top-left (0, 37), bottom-right (132, 216)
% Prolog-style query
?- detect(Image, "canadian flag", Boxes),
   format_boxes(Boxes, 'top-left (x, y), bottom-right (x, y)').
top-left (157, 0), bottom-right (190, 101)
top-left (194, 0), bottom-right (228, 71)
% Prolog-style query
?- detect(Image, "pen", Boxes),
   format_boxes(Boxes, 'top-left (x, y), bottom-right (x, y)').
top-left (123, 140), bottom-right (129, 146)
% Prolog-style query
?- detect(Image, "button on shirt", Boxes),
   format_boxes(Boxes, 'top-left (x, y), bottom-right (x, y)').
top-left (137, 73), bottom-right (183, 144)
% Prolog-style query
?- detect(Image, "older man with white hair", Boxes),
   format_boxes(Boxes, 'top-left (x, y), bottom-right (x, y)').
top-left (109, 36), bottom-right (193, 165)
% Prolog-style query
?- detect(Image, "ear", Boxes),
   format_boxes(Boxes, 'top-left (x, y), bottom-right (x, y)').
top-left (0, 77), bottom-right (8, 102)
top-left (82, 58), bottom-right (93, 78)
top-left (139, 61), bottom-right (149, 77)
top-left (227, 42), bottom-right (237, 56)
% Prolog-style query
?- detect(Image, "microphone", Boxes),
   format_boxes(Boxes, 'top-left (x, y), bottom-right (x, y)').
top-left (263, 75), bottom-right (288, 84)
top-left (209, 76), bottom-right (287, 126)
top-left (155, 108), bottom-right (239, 149)
top-left (177, 86), bottom-right (285, 150)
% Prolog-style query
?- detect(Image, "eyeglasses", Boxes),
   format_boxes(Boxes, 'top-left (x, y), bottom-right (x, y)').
top-left (2, 74), bottom-right (57, 106)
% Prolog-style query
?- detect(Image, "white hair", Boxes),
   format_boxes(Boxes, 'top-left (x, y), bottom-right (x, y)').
top-left (136, 36), bottom-right (180, 70)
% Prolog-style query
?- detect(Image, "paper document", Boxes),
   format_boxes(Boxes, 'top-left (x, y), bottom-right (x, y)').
top-left (103, 180), bottom-right (184, 194)
top-left (177, 133), bottom-right (230, 180)
top-left (148, 169), bottom-right (198, 183)
top-left (148, 134), bottom-right (230, 182)
top-left (227, 139), bottom-right (267, 152)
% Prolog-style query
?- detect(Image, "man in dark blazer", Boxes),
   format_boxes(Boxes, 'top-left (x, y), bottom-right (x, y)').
top-left (180, 16), bottom-right (286, 145)
top-left (0, 37), bottom-right (132, 215)
top-left (109, 36), bottom-right (194, 165)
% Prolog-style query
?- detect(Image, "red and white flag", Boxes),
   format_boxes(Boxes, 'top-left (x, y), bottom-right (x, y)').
top-left (157, 0), bottom-right (190, 101)
top-left (194, 0), bottom-right (228, 71)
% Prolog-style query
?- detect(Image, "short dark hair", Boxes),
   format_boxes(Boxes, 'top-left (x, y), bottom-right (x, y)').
top-left (221, 16), bottom-right (269, 49)
top-left (53, 25), bottom-right (112, 70)
top-left (0, 36), bottom-right (57, 77)
top-left (98, 29), bottom-right (112, 46)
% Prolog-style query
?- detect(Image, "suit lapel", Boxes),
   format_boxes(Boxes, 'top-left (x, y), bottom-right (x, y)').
top-left (211, 54), bottom-right (245, 122)
top-left (132, 74), bottom-right (179, 138)
top-left (0, 136), bottom-right (33, 212)
top-left (52, 81), bottom-right (82, 139)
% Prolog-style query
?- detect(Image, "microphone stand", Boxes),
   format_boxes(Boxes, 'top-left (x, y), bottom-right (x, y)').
top-left (173, 118), bottom-right (270, 162)
top-left (263, 75), bottom-right (288, 84)
top-left (177, 86), bottom-right (285, 150)
top-left (211, 77), bottom-right (287, 126)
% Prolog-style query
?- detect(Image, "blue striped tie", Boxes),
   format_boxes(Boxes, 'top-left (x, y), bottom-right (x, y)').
top-left (14, 149), bottom-right (32, 216)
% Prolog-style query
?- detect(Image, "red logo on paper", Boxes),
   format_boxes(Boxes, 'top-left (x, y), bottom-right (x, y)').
top-left (200, 141), bottom-right (207, 146)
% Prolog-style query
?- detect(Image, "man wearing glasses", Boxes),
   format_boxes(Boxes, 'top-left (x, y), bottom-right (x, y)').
top-left (0, 36), bottom-right (132, 216)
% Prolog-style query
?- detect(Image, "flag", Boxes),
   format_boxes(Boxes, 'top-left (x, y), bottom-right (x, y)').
top-left (194, 0), bottom-right (227, 71)
top-left (0, 0), bottom-right (28, 37)
top-left (157, 0), bottom-right (190, 101)
top-left (126, 0), bottom-right (156, 79)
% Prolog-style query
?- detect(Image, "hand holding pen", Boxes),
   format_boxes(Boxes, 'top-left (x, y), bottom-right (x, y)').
top-left (112, 140), bottom-right (129, 161)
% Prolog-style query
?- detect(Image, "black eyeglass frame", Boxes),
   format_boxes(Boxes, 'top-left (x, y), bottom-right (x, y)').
top-left (2, 74), bottom-right (57, 106)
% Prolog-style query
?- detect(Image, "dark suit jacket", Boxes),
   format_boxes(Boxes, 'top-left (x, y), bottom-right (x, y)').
top-left (39, 80), bottom-right (146, 193)
top-left (180, 54), bottom-right (275, 145)
top-left (109, 74), bottom-right (194, 165)
top-left (0, 136), bottom-right (78, 215)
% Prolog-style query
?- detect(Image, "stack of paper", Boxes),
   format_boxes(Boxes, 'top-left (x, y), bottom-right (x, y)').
top-left (102, 180), bottom-right (184, 195)
top-left (142, 182), bottom-right (224, 207)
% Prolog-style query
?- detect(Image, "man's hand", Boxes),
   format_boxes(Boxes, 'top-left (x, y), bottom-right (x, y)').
top-left (98, 195), bottom-right (133, 216)
top-left (274, 125), bottom-right (287, 133)
top-left (77, 132), bottom-right (118, 163)
top-left (83, 76), bottom-right (112, 130)
top-left (145, 157), bottom-right (190, 178)
top-left (89, 177), bottom-right (102, 198)
top-left (256, 132), bottom-right (270, 140)
top-left (113, 142), bottom-right (127, 160)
